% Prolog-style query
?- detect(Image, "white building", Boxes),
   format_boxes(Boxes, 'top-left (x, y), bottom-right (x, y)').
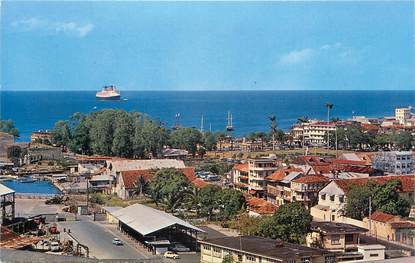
top-left (291, 120), bottom-right (336, 146)
top-left (246, 157), bottom-right (279, 197)
top-left (395, 107), bottom-right (412, 125)
top-left (373, 151), bottom-right (414, 175)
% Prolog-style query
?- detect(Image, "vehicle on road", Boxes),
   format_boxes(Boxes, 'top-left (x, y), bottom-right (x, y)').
top-left (171, 243), bottom-right (190, 252)
top-left (112, 238), bottom-right (123, 246)
top-left (50, 241), bottom-right (61, 252)
top-left (164, 251), bottom-right (180, 259)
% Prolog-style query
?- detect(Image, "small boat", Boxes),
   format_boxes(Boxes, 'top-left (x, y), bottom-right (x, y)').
top-left (19, 176), bottom-right (37, 183)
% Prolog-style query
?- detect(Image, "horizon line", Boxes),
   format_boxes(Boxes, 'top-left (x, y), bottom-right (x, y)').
top-left (1, 89), bottom-right (414, 92)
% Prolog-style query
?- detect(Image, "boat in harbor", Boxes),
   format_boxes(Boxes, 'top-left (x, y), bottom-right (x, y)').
top-left (96, 85), bottom-right (121, 100)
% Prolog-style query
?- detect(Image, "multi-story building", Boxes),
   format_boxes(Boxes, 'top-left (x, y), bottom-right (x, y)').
top-left (266, 167), bottom-right (328, 208)
top-left (246, 157), bottom-right (279, 197)
top-left (200, 236), bottom-right (336, 263)
top-left (373, 151), bottom-right (414, 175)
top-left (231, 163), bottom-right (249, 191)
top-left (306, 222), bottom-right (367, 253)
top-left (395, 107), bottom-right (412, 125)
top-left (291, 120), bottom-right (336, 147)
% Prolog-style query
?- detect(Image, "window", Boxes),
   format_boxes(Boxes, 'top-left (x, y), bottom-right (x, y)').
top-left (330, 195), bottom-right (335, 202)
top-left (301, 257), bottom-right (311, 263)
top-left (370, 254), bottom-right (379, 257)
top-left (202, 244), bottom-right (211, 254)
top-left (321, 194), bottom-right (326, 200)
top-left (213, 247), bottom-right (222, 257)
top-left (339, 195), bottom-right (344, 203)
top-left (237, 254), bottom-right (243, 262)
top-left (325, 256), bottom-right (336, 263)
top-left (331, 215), bottom-right (335, 221)
top-left (246, 255), bottom-right (256, 263)
top-left (288, 259), bottom-right (296, 263)
top-left (331, 234), bottom-right (341, 245)
top-left (345, 234), bottom-right (354, 243)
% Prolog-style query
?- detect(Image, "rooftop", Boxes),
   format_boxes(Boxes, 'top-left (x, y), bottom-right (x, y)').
top-left (0, 183), bottom-right (15, 196)
top-left (292, 175), bottom-right (329, 184)
top-left (334, 175), bottom-right (414, 194)
top-left (111, 203), bottom-right (204, 236)
top-left (109, 159), bottom-right (185, 172)
top-left (310, 221), bottom-right (368, 234)
top-left (200, 236), bottom-right (332, 260)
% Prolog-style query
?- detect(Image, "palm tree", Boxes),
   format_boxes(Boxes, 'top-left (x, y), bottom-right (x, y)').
top-left (269, 115), bottom-right (277, 150)
top-left (325, 102), bottom-right (334, 149)
top-left (297, 116), bottom-right (309, 124)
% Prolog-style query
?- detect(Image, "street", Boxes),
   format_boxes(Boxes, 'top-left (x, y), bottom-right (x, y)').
top-left (58, 216), bottom-right (150, 260)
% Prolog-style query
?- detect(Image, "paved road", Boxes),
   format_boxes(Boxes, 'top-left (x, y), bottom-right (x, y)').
top-left (58, 217), bottom-right (149, 259)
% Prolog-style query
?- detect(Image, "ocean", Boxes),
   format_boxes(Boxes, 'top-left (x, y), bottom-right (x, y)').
top-left (1, 90), bottom-right (414, 142)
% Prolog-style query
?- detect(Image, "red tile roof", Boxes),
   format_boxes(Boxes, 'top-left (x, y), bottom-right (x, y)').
top-left (234, 163), bottom-right (249, 173)
top-left (335, 175), bottom-right (414, 194)
top-left (120, 167), bottom-right (206, 189)
top-left (266, 166), bottom-right (303, 181)
top-left (390, 221), bottom-right (415, 229)
top-left (292, 175), bottom-right (329, 184)
top-left (370, 211), bottom-right (397, 223)
top-left (247, 197), bottom-right (278, 215)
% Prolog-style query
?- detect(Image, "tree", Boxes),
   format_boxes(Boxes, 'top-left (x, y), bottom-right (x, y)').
top-left (203, 131), bottom-right (217, 151)
top-left (394, 131), bottom-right (413, 151)
top-left (112, 111), bottom-right (134, 157)
top-left (170, 128), bottom-right (203, 157)
top-left (7, 145), bottom-right (22, 165)
top-left (69, 115), bottom-right (91, 154)
top-left (372, 180), bottom-right (411, 217)
top-left (216, 188), bottom-right (246, 220)
top-left (342, 182), bottom-right (376, 220)
top-left (257, 202), bottom-right (312, 243)
top-left (52, 120), bottom-right (71, 146)
top-left (222, 254), bottom-right (234, 263)
top-left (89, 110), bottom-right (116, 155)
top-left (0, 119), bottom-right (19, 138)
top-left (148, 168), bottom-right (193, 212)
top-left (141, 117), bottom-right (168, 158)
top-left (199, 185), bottom-right (220, 220)
top-left (344, 179), bottom-right (411, 220)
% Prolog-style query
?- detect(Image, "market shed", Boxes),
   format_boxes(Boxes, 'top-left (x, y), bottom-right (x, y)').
top-left (111, 203), bottom-right (204, 254)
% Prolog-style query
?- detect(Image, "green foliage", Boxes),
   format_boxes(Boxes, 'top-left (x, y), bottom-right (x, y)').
top-left (222, 254), bottom-right (234, 263)
top-left (203, 132), bottom-right (217, 151)
top-left (394, 131), bottom-right (413, 151)
top-left (89, 193), bottom-right (105, 205)
top-left (256, 202), bottom-right (312, 244)
top-left (344, 179), bottom-right (411, 220)
top-left (148, 168), bottom-right (193, 211)
top-left (199, 185), bottom-right (221, 220)
top-left (0, 119), bottom-right (19, 138)
top-left (170, 127), bottom-right (203, 157)
top-left (216, 188), bottom-right (246, 220)
top-left (198, 161), bottom-right (232, 176)
top-left (52, 120), bottom-right (72, 146)
top-left (7, 145), bottom-right (22, 164)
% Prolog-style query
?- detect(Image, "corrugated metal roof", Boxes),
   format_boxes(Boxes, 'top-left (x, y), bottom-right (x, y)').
top-left (109, 159), bottom-right (185, 172)
top-left (111, 204), bottom-right (204, 236)
top-left (281, 172), bottom-right (302, 183)
top-left (0, 183), bottom-right (14, 196)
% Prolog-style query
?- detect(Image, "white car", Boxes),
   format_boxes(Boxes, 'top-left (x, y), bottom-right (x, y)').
top-left (50, 241), bottom-right (61, 252)
top-left (164, 251), bottom-right (180, 259)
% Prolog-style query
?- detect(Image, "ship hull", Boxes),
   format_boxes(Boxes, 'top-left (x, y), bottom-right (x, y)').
top-left (96, 95), bottom-right (121, 100)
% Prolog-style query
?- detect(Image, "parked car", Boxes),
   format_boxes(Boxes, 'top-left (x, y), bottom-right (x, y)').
top-left (171, 243), bottom-right (190, 252)
top-left (164, 251), bottom-right (180, 259)
top-left (112, 238), bottom-right (123, 246)
top-left (50, 241), bottom-right (61, 252)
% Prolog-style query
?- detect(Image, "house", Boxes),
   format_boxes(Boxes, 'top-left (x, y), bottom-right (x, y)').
top-left (373, 151), bottom-right (414, 175)
top-left (231, 163), bottom-right (249, 191)
top-left (161, 147), bottom-right (188, 160)
top-left (199, 236), bottom-right (336, 263)
top-left (246, 197), bottom-right (278, 217)
top-left (290, 120), bottom-right (336, 147)
top-left (30, 131), bottom-right (53, 144)
top-left (290, 175), bottom-right (330, 208)
top-left (114, 167), bottom-right (206, 199)
top-left (363, 211), bottom-right (415, 246)
top-left (89, 174), bottom-right (113, 193)
top-left (306, 221), bottom-right (368, 253)
top-left (246, 157), bottom-right (279, 198)
top-left (395, 107), bottom-right (412, 125)
top-left (356, 244), bottom-right (385, 262)
top-left (311, 175), bottom-right (415, 222)
top-left (266, 166), bottom-right (303, 205)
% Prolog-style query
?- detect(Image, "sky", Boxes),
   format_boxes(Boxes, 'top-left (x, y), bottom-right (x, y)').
top-left (1, 1), bottom-right (414, 91)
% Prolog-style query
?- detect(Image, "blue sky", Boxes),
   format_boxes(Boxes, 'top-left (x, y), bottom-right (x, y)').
top-left (1, 1), bottom-right (414, 91)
